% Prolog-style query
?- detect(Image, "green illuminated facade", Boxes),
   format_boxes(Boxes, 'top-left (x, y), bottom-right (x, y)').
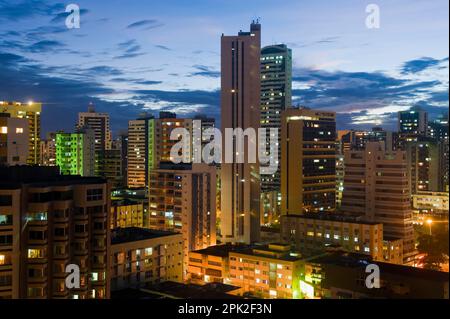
top-left (56, 130), bottom-right (95, 176)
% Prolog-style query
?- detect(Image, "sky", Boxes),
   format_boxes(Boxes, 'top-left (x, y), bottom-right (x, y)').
top-left (0, 0), bottom-right (448, 137)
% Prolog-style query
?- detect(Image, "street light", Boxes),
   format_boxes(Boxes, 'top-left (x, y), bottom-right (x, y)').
top-left (426, 219), bottom-right (433, 235)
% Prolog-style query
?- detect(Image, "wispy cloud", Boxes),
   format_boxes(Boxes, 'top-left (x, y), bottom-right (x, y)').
top-left (154, 44), bottom-right (171, 51)
top-left (126, 19), bottom-right (164, 30)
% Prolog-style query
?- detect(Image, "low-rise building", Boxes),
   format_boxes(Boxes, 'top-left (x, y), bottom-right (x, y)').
top-left (281, 213), bottom-right (384, 261)
top-left (301, 252), bottom-right (449, 299)
top-left (412, 191), bottom-right (449, 215)
top-left (110, 199), bottom-right (145, 229)
top-left (110, 227), bottom-right (183, 291)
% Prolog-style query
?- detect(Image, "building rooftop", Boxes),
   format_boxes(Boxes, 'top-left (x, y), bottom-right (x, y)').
top-left (0, 166), bottom-right (106, 189)
top-left (192, 243), bottom-right (252, 258)
top-left (142, 281), bottom-right (244, 299)
top-left (111, 227), bottom-right (180, 245)
top-left (309, 252), bottom-right (449, 282)
top-left (284, 212), bottom-right (381, 226)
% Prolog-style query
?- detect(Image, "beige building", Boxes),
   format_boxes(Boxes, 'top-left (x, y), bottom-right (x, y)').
top-left (149, 163), bottom-right (216, 277)
top-left (281, 108), bottom-right (336, 216)
top-left (0, 166), bottom-right (110, 299)
top-left (77, 104), bottom-right (112, 151)
top-left (0, 114), bottom-right (29, 166)
top-left (341, 141), bottom-right (415, 264)
top-left (188, 243), bottom-right (303, 299)
top-left (220, 21), bottom-right (261, 244)
top-left (110, 199), bottom-right (145, 229)
top-left (412, 191), bottom-right (449, 215)
top-left (110, 227), bottom-right (183, 291)
top-left (0, 101), bottom-right (41, 164)
top-left (280, 213), bottom-right (384, 261)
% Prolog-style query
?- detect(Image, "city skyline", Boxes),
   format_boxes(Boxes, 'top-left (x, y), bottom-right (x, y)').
top-left (0, 0), bottom-right (448, 136)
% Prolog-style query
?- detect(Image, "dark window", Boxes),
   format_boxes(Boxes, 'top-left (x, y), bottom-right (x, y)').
top-left (0, 195), bottom-right (12, 206)
top-left (87, 189), bottom-right (103, 201)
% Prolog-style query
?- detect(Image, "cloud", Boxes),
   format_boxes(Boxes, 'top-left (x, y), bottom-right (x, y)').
top-left (400, 57), bottom-right (449, 74)
top-left (110, 78), bottom-right (162, 85)
top-left (188, 65), bottom-right (220, 78)
top-left (85, 66), bottom-right (123, 77)
top-left (292, 59), bottom-right (448, 130)
top-left (154, 45), bottom-right (171, 51)
top-left (50, 8), bottom-right (89, 23)
top-left (28, 40), bottom-right (65, 53)
top-left (0, 0), bottom-right (64, 21)
top-left (126, 19), bottom-right (164, 30)
top-left (114, 39), bottom-right (145, 59)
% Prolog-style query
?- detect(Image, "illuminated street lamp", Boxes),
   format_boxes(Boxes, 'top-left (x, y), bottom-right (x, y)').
top-left (426, 219), bottom-right (433, 235)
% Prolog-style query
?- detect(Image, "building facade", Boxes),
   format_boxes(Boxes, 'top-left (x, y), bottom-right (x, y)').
top-left (0, 114), bottom-right (29, 166)
top-left (0, 101), bottom-right (41, 165)
top-left (56, 129), bottom-right (95, 177)
top-left (220, 22), bottom-right (261, 244)
top-left (280, 213), bottom-right (384, 261)
top-left (260, 44), bottom-right (292, 193)
top-left (281, 108), bottom-right (336, 215)
top-left (0, 166), bottom-right (110, 299)
top-left (110, 227), bottom-right (183, 291)
top-left (148, 163), bottom-right (217, 277)
top-left (340, 142), bottom-right (415, 264)
top-left (77, 104), bottom-right (112, 151)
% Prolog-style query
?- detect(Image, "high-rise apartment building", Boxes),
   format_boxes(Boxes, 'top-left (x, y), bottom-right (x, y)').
top-left (220, 21), bottom-right (261, 244)
top-left (340, 142), bottom-right (415, 264)
top-left (0, 166), bottom-right (110, 299)
top-left (0, 113), bottom-right (29, 166)
top-left (77, 104), bottom-right (112, 151)
top-left (260, 44), bottom-right (292, 193)
top-left (428, 115), bottom-right (449, 191)
top-left (55, 129), bottom-right (95, 177)
top-left (405, 137), bottom-right (441, 194)
top-left (281, 108), bottom-right (336, 216)
top-left (0, 101), bottom-right (42, 164)
top-left (95, 149), bottom-right (123, 188)
top-left (398, 108), bottom-right (428, 136)
top-left (148, 163), bottom-right (216, 277)
top-left (127, 114), bottom-right (155, 188)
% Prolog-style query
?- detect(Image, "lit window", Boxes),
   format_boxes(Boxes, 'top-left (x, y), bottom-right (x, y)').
top-left (277, 264), bottom-right (283, 270)
top-left (145, 247), bottom-right (153, 256)
top-left (16, 127), bottom-right (24, 133)
top-left (0, 254), bottom-right (5, 265)
top-left (0, 127), bottom-right (7, 134)
top-left (28, 249), bottom-right (43, 259)
top-left (91, 272), bottom-right (98, 281)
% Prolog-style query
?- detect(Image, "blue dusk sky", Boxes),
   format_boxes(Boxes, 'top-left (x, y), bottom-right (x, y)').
top-left (0, 0), bottom-right (448, 136)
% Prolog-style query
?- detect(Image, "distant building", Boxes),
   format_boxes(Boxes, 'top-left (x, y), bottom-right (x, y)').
top-left (56, 128), bottom-right (95, 177)
top-left (280, 213), bottom-right (384, 261)
top-left (40, 132), bottom-right (57, 166)
top-left (405, 137), bottom-right (441, 193)
top-left (301, 252), bottom-right (448, 299)
top-left (281, 108), bottom-right (336, 215)
top-left (260, 44), bottom-right (292, 193)
top-left (0, 166), bottom-right (110, 299)
top-left (0, 113), bottom-right (29, 166)
top-left (77, 104), bottom-right (112, 151)
top-left (398, 108), bottom-right (428, 136)
top-left (95, 149), bottom-right (123, 188)
top-left (0, 101), bottom-right (41, 164)
top-left (110, 199), bottom-right (145, 229)
top-left (412, 191), bottom-right (449, 215)
top-left (110, 227), bottom-right (183, 291)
